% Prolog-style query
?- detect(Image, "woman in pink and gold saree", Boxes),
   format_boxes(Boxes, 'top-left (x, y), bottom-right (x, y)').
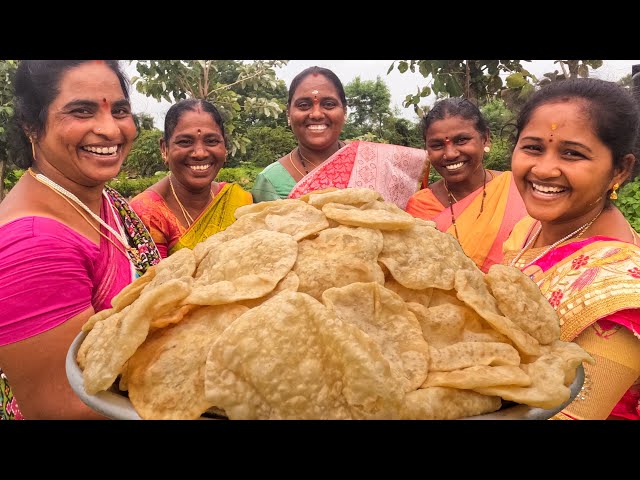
top-left (502, 77), bottom-right (640, 420)
top-left (405, 98), bottom-right (528, 272)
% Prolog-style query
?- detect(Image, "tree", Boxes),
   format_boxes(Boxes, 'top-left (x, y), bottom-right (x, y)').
top-left (390, 60), bottom-right (603, 114)
top-left (344, 76), bottom-right (392, 139)
top-left (0, 60), bottom-right (18, 201)
top-left (123, 129), bottom-right (164, 177)
top-left (133, 112), bottom-right (155, 131)
top-left (132, 60), bottom-right (288, 157)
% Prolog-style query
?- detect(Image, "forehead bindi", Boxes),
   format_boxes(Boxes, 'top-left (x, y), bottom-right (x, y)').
top-left (294, 75), bottom-right (338, 100)
top-left (54, 63), bottom-right (125, 107)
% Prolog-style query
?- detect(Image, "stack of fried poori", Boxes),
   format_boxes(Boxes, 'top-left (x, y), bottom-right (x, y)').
top-left (76, 188), bottom-right (593, 419)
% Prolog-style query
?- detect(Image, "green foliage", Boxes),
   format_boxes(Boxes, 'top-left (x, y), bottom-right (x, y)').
top-left (345, 76), bottom-right (392, 138)
top-left (480, 99), bottom-right (516, 171)
top-left (132, 60), bottom-right (288, 157)
top-left (216, 166), bottom-right (262, 191)
top-left (617, 179), bottom-right (640, 231)
top-left (133, 113), bottom-right (155, 131)
top-left (231, 125), bottom-right (297, 168)
top-left (108, 172), bottom-right (166, 199)
top-left (381, 117), bottom-right (424, 148)
top-left (3, 168), bottom-right (24, 192)
top-left (391, 60), bottom-right (535, 114)
top-left (124, 129), bottom-right (164, 177)
top-left (0, 60), bottom-right (18, 200)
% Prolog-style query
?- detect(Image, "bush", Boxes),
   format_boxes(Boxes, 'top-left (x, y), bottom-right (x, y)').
top-left (617, 179), bottom-right (640, 231)
top-left (108, 172), bottom-right (167, 200)
top-left (216, 166), bottom-right (262, 191)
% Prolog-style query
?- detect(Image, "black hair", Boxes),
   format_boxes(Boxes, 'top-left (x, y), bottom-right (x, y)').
top-left (287, 66), bottom-right (347, 109)
top-left (422, 97), bottom-right (490, 143)
top-left (8, 60), bottom-right (130, 168)
top-left (515, 77), bottom-right (640, 185)
top-left (163, 98), bottom-right (226, 147)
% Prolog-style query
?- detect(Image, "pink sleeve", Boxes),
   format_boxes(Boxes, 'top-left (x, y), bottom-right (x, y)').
top-left (0, 218), bottom-right (95, 346)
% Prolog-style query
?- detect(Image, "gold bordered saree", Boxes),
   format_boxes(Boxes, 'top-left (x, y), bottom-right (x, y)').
top-left (503, 218), bottom-right (640, 419)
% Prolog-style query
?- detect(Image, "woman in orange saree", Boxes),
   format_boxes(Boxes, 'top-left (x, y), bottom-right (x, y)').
top-left (502, 78), bottom-right (640, 420)
top-left (405, 98), bottom-right (527, 272)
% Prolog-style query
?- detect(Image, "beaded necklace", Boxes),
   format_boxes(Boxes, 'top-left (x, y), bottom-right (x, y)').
top-left (508, 208), bottom-right (604, 268)
top-left (28, 168), bottom-right (141, 265)
top-left (443, 169), bottom-right (492, 240)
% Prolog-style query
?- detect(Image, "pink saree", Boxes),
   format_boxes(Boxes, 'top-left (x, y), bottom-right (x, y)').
top-left (504, 223), bottom-right (640, 420)
top-left (288, 141), bottom-right (428, 209)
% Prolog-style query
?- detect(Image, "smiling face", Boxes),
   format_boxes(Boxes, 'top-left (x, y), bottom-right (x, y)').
top-left (288, 73), bottom-right (346, 151)
top-left (511, 100), bottom-right (617, 225)
top-left (161, 108), bottom-right (226, 192)
top-left (425, 115), bottom-right (489, 184)
top-left (38, 61), bottom-right (136, 186)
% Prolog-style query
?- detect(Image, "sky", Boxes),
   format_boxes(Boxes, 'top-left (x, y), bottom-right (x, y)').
top-left (128, 60), bottom-right (640, 129)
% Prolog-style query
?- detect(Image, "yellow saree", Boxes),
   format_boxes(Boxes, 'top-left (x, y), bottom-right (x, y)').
top-left (170, 183), bottom-right (252, 254)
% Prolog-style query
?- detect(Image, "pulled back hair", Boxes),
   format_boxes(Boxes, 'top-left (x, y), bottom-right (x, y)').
top-left (287, 66), bottom-right (347, 109)
top-left (515, 77), bottom-right (640, 185)
top-left (8, 60), bottom-right (130, 168)
top-left (163, 98), bottom-right (226, 148)
top-left (422, 97), bottom-right (490, 142)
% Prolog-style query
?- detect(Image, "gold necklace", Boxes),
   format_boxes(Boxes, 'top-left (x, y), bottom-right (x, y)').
top-left (289, 151), bottom-right (306, 178)
top-left (296, 147), bottom-right (320, 170)
top-left (443, 169), bottom-right (489, 240)
top-left (168, 174), bottom-right (214, 228)
top-left (28, 168), bottom-right (140, 263)
top-left (509, 208), bottom-right (604, 268)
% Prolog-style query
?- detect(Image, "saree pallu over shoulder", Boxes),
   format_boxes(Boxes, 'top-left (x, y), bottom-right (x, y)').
top-left (104, 185), bottom-right (161, 275)
top-left (288, 141), bottom-right (428, 209)
top-left (170, 183), bottom-right (252, 255)
top-left (426, 172), bottom-right (527, 272)
top-left (517, 238), bottom-right (640, 341)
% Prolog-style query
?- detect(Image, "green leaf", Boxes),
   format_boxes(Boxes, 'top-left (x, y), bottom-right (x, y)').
top-left (398, 61), bottom-right (408, 74)
top-left (506, 73), bottom-right (527, 88)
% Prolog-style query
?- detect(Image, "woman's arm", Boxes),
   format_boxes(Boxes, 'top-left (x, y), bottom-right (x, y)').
top-left (0, 307), bottom-right (107, 419)
top-left (558, 321), bottom-right (640, 420)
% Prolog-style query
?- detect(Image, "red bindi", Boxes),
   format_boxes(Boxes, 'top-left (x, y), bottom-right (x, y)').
top-left (101, 98), bottom-right (109, 110)
top-left (197, 129), bottom-right (201, 136)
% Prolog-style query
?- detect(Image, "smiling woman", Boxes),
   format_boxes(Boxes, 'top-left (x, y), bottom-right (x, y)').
top-left (129, 98), bottom-right (252, 258)
top-left (502, 78), bottom-right (640, 420)
top-left (0, 60), bottom-right (160, 419)
top-left (405, 98), bottom-right (528, 272)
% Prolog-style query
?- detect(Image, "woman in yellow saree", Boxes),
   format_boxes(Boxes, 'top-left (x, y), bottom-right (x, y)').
top-left (130, 99), bottom-right (252, 258)
top-left (502, 78), bottom-right (640, 420)
top-left (405, 98), bottom-right (527, 272)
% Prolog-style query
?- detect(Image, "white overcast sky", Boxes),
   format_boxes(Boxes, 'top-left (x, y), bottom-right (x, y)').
top-left (128, 60), bottom-right (640, 129)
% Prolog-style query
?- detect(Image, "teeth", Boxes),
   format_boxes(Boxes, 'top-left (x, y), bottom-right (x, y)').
top-left (307, 125), bottom-right (327, 130)
top-left (532, 182), bottom-right (566, 193)
top-left (83, 146), bottom-right (117, 155)
top-left (445, 162), bottom-right (464, 170)
top-left (190, 164), bottom-right (211, 171)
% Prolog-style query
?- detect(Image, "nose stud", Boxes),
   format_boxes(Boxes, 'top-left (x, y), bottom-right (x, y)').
top-left (443, 154), bottom-right (447, 160)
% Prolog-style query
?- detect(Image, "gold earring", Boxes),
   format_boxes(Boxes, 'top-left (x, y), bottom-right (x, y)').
top-left (29, 136), bottom-right (37, 161)
top-left (610, 183), bottom-right (619, 200)
top-left (484, 146), bottom-right (490, 153)
top-left (287, 117), bottom-right (290, 126)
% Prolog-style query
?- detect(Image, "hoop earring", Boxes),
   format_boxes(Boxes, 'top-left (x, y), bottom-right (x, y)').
top-left (610, 183), bottom-right (619, 200)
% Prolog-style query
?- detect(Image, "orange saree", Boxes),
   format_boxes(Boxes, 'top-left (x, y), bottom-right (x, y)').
top-left (406, 172), bottom-right (527, 273)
